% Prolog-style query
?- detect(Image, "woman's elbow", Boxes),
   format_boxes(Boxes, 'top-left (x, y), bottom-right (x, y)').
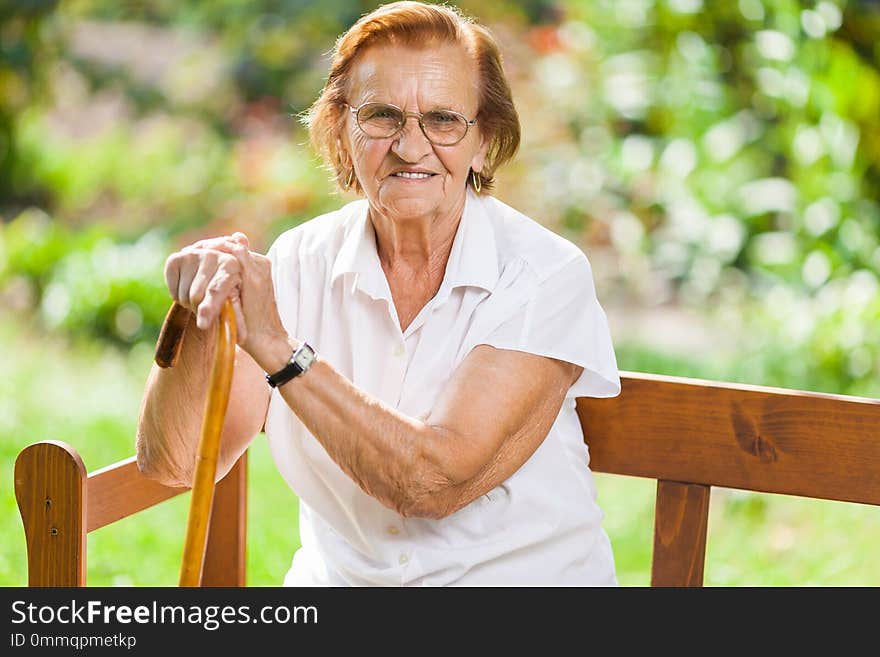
top-left (394, 495), bottom-right (447, 520)
top-left (390, 466), bottom-right (465, 520)
top-left (136, 455), bottom-right (192, 489)
top-left (395, 486), bottom-right (474, 520)
top-left (135, 429), bottom-right (194, 488)
top-left (392, 437), bottom-right (482, 519)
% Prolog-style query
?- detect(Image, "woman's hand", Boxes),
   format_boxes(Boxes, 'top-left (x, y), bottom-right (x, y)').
top-left (163, 232), bottom-right (288, 359)
top-left (139, 231), bottom-right (275, 488)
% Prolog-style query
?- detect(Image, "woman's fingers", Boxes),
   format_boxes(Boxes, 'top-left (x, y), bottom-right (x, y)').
top-left (163, 234), bottom-right (263, 343)
top-left (231, 294), bottom-right (247, 344)
top-left (165, 251), bottom-right (203, 307)
top-left (230, 232), bottom-right (249, 248)
top-left (195, 253), bottom-right (241, 330)
top-left (164, 247), bottom-right (243, 330)
top-left (187, 250), bottom-right (221, 309)
top-left (186, 235), bottom-right (239, 252)
top-left (206, 236), bottom-right (251, 264)
top-left (164, 252), bottom-right (184, 303)
top-left (187, 233), bottom-right (283, 355)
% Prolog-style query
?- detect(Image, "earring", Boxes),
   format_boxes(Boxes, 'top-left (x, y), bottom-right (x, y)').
top-left (344, 168), bottom-right (355, 190)
top-left (471, 169), bottom-right (482, 194)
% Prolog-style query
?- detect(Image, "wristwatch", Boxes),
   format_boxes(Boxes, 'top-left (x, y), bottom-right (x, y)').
top-left (265, 342), bottom-right (316, 388)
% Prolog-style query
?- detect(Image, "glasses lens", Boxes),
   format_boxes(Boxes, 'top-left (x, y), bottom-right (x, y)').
top-left (422, 110), bottom-right (468, 145)
top-left (357, 103), bottom-right (403, 138)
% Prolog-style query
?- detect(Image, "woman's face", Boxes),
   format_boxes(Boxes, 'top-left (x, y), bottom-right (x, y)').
top-left (342, 42), bottom-right (489, 224)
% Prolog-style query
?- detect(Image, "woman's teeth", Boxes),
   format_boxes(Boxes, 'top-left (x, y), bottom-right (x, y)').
top-left (394, 172), bottom-right (432, 179)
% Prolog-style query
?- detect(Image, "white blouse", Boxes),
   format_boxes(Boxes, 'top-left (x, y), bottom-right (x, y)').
top-left (265, 188), bottom-right (621, 586)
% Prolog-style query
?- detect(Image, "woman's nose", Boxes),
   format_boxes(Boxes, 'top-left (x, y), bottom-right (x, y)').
top-left (391, 116), bottom-right (432, 161)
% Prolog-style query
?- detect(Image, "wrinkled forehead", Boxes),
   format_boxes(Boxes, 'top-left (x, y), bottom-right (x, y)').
top-left (345, 42), bottom-right (481, 111)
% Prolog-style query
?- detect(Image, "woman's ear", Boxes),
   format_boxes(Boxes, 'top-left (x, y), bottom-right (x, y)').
top-left (470, 131), bottom-right (490, 173)
top-left (336, 137), bottom-right (351, 169)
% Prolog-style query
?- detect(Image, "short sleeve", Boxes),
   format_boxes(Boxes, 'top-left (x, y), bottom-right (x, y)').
top-left (266, 228), bottom-right (302, 338)
top-left (473, 253), bottom-right (621, 399)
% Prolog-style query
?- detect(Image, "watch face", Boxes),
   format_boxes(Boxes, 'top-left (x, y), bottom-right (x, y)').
top-left (293, 344), bottom-right (315, 370)
top-left (266, 344), bottom-right (315, 387)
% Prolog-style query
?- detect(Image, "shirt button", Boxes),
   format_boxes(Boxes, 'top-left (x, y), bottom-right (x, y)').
top-left (393, 345), bottom-right (405, 358)
top-left (387, 525), bottom-right (400, 535)
top-left (398, 554), bottom-right (409, 565)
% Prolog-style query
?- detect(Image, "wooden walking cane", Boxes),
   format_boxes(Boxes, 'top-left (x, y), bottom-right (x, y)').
top-left (154, 299), bottom-right (237, 587)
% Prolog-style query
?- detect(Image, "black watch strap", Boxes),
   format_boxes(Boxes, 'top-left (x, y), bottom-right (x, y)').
top-left (266, 343), bottom-right (316, 388)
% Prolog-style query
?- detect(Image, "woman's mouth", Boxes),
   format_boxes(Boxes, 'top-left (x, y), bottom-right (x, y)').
top-left (392, 172), bottom-right (436, 179)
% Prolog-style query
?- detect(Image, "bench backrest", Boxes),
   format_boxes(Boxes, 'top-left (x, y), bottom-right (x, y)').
top-left (577, 372), bottom-right (880, 585)
top-left (14, 445), bottom-right (247, 586)
top-left (15, 372), bottom-right (880, 586)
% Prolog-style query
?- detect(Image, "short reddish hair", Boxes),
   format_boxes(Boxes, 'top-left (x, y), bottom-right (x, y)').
top-left (304, 1), bottom-right (520, 193)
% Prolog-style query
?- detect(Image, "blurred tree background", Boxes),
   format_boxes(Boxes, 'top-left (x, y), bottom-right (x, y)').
top-left (1, 0), bottom-right (879, 586)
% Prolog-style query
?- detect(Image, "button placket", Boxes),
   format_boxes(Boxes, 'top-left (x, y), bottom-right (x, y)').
top-left (385, 520), bottom-right (409, 571)
top-left (383, 338), bottom-right (408, 406)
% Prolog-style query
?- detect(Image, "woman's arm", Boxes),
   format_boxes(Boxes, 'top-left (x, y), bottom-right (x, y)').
top-left (254, 334), bottom-right (579, 519)
top-left (177, 233), bottom-right (582, 518)
top-left (136, 234), bottom-right (270, 487)
top-left (136, 336), bottom-right (268, 488)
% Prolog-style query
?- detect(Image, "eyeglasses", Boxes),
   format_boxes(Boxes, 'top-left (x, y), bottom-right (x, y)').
top-left (346, 101), bottom-right (477, 146)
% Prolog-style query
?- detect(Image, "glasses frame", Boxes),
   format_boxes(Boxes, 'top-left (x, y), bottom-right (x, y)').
top-left (346, 101), bottom-right (477, 146)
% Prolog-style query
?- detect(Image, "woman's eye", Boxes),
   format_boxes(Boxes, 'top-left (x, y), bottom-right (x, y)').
top-left (362, 106), bottom-right (399, 122)
top-left (430, 112), bottom-right (456, 123)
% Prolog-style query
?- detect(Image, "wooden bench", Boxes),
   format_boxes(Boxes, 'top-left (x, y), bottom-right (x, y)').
top-left (15, 371), bottom-right (880, 586)
top-left (14, 448), bottom-right (248, 587)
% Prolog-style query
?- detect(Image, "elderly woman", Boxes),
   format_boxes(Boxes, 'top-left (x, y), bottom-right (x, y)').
top-left (137, 1), bottom-right (620, 586)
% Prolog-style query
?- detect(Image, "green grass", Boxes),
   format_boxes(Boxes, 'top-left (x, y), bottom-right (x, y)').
top-left (594, 474), bottom-right (880, 586)
top-left (607, 342), bottom-right (880, 586)
top-left (2, 317), bottom-right (878, 586)
top-left (81, 435), bottom-right (299, 586)
top-left (0, 314), bottom-right (299, 586)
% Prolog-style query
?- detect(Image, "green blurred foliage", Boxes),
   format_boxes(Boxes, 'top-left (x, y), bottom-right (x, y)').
top-left (0, 0), bottom-right (879, 393)
top-left (2, 0), bottom-right (880, 588)
top-left (3, 316), bottom-right (878, 586)
top-left (0, 208), bottom-right (170, 343)
top-left (525, 0), bottom-right (880, 397)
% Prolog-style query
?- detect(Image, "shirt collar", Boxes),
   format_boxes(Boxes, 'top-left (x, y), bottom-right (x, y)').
top-left (438, 188), bottom-right (499, 296)
top-left (330, 189), bottom-right (500, 301)
top-left (330, 200), bottom-right (387, 300)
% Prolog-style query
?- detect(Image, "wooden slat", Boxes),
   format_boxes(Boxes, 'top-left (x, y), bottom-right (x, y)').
top-left (203, 452), bottom-right (248, 586)
top-left (578, 372), bottom-right (880, 505)
top-left (17, 442), bottom-right (249, 586)
top-left (14, 441), bottom-right (87, 586)
top-left (651, 480), bottom-right (710, 587)
top-left (87, 457), bottom-right (187, 533)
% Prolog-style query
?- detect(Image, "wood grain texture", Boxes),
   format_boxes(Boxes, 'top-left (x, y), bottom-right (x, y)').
top-left (577, 372), bottom-right (880, 505)
top-left (651, 480), bottom-right (710, 587)
top-left (179, 299), bottom-right (237, 587)
top-left (15, 368), bottom-right (880, 588)
top-left (87, 458), bottom-right (186, 532)
top-left (14, 441), bottom-right (87, 586)
top-left (154, 301), bottom-right (192, 369)
top-left (203, 452), bottom-right (248, 586)
top-left (16, 442), bottom-right (249, 586)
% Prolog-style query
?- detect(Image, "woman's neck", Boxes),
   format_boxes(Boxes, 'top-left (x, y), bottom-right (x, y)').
top-left (368, 192), bottom-right (466, 331)
top-left (369, 193), bottom-right (465, 272)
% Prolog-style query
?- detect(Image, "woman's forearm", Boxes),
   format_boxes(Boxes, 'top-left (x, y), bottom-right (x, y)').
top-left (250, 335), bottom-right (468, 518)
top-left (297, 360), bottom-right (449, 515)
top-left (136, 323), bottom-right (216, 487)
top-left (288, 361), bottom-right (461, 518)
top-left (252, 334), bottom-right (574, 521)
